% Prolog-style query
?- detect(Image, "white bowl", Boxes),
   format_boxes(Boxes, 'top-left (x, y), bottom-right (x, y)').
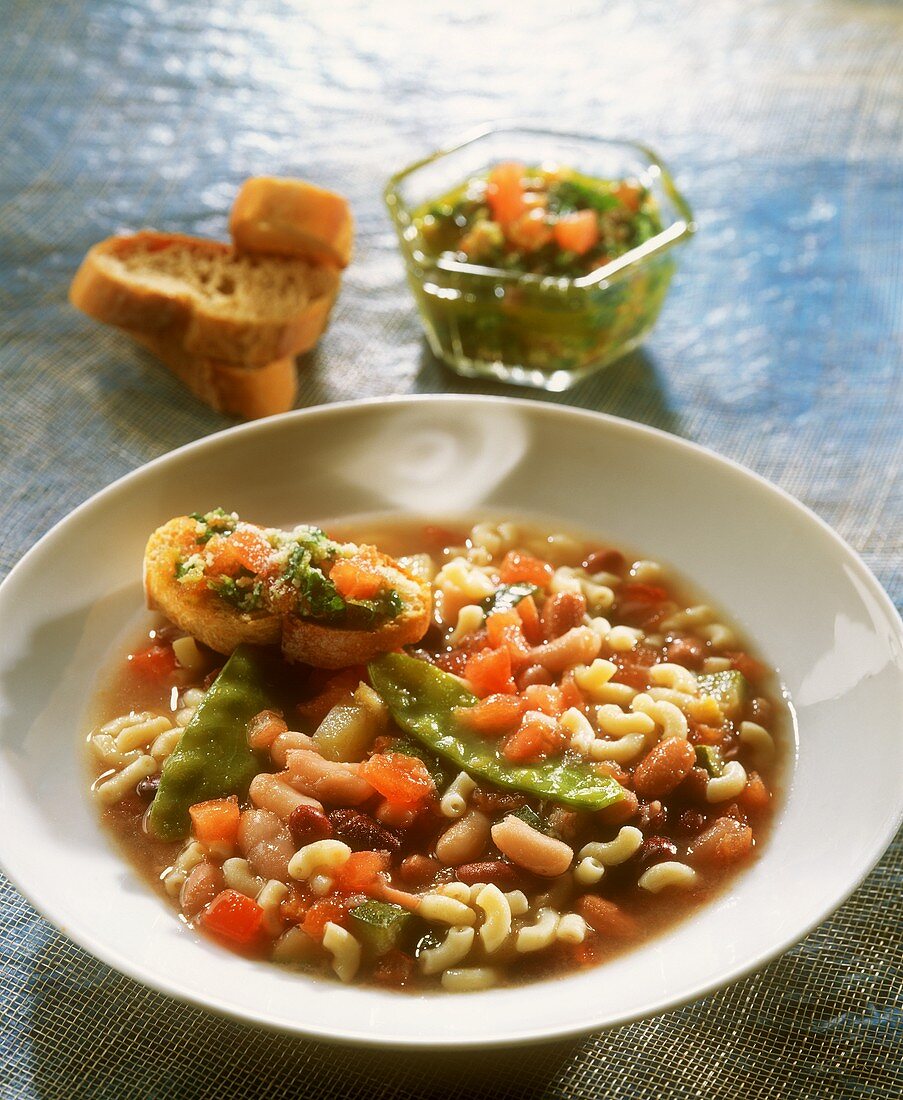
top-left (1, 396), bottom-right (900, 1048)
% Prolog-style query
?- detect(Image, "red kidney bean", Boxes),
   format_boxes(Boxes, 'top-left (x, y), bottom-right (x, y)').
top-left (577, 895), bottom-right (637, 938)
top-left (636, 799), bottom-right (668, 832)
top-left (515, 664), bottom-right (555, 690)
top-left (471, 788), bottom-right (526, 815)
top-left (288, 804), bottom-right (333, 847)
top-left (455, 859), bottom-right (524, 890)
top-left (675, 766), bottom-right (710, 805)
top-left (398, 855), bottom-right (441, 888)
top-left (596, 789), bottom-right (639, 826)
top-left (664, 636), bottom-right (705, 670)
top-left (328, 808), bottom-right (401, 852)
top-left (636, 835), bottom-right (679, 869)
top-left (634, 739), bottom-right (696, 799)
top-left (582, 549), bottom-right (625, 575)
top-left (136, 775), bottom-right (160, 800)
top-left (541, 592), bottom-right (588, 641)
top-left (676, 810), bottom-right (707, 835)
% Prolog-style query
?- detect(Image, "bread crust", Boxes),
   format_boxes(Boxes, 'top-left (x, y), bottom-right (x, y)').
top-left (129, 330), bottom-right (298, 419)
top-left (144, 517), bottom-right (281, 654)
top-left (69, 231), bottom-right (339, 367)
top-left (230, 177), bottom-right (353, 268)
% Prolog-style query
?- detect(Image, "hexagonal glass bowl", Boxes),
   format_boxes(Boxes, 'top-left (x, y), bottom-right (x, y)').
top-left (385, 126), bottom-right (695, 391)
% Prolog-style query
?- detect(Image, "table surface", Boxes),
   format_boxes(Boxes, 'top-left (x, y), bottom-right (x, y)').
top-left (1, 0), bottom-right (901, 1096)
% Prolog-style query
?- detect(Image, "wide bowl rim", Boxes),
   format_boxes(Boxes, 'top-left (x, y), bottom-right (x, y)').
top-left (1, 394), bottom-right (901, 1049)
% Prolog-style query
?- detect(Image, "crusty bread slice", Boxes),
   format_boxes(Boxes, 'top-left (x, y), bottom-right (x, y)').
top-left (129, 330), bottom-right (297, 419)
top-left (279, 557), bottom-right (433, 669)
top-left (69, 231), bottom-right (339, 366)
top-left (144, 516), bottom-right (433, 667)
top-left (144, 517), bottom-right (281, 654)
top-left (230, 177), bottom-right (353, 268)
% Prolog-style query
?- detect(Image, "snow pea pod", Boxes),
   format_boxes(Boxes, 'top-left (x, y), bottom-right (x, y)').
top-left (147, 645), bottom-right (277, 841)
top-left (368, 653), bottom-right (625, 810)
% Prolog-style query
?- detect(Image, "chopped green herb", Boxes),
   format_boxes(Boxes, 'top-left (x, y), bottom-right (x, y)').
top-left (481, 582), bottom-right (539, 616)
top-left (210, 576), bottom-right (265, 613)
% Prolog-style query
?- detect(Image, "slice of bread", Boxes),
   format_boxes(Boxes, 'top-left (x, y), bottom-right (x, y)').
top-left (144, 517), bottom-right (281, 654)
top-left (279, 556), bottom-right (433, 669)
top-left (144, 517), bottom-right (433, 667)
top-left (230, 177), bottom-right (353, 268)
top-left (129, 330), bottom-right (298, 419)
top-left (69, 231), bottom-right (339, 366)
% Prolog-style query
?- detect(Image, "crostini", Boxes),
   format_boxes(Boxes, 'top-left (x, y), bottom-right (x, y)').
top-left (143, 512), bottom-right (432, 667)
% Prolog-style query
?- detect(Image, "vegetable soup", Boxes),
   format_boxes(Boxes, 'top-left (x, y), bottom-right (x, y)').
top-left (87, 517), bottom-right (787, 993)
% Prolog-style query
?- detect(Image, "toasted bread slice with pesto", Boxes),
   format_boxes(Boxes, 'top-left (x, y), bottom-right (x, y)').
top-left (278, 551), bottom-right (432, 669)
top-left (143, 513), bottom-right (432, 667)
top-left (144, 515), bottom-right (280, 654)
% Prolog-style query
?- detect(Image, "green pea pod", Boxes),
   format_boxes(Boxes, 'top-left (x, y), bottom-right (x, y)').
top-left (368, 653), bottom-right (625, 811)
top-left (147, 645), bottom-right (277, 841)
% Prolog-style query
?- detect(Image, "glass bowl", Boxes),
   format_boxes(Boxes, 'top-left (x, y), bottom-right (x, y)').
top-left (385, 126), bottom-right (695, 391)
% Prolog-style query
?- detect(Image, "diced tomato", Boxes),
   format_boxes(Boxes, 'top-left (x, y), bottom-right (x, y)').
top-left (619, 583), bottom-right (669, 604)
top-left (739, 771), bottom-right (770, 815)
top-left (691, 722), bottom-right (726, 745)
top-left (559, 670), bottom-right (586, 713)
top-left (359, 753), bottom-right (436, 807)
top-left (207, 526), bottom-right (272, 576)
top-left (280, 884), bottom-right (312, 925)
top-left (422, 524), bottom-right (464, 550)
top-left (372, 948), bottom-right (415, 987)
top-left (553, 209), bottom-right (599, 255)
top-left (127, 643), bottom-right (177, 680)
top-left (610, 645), bottom-right (660, 690)
top-left (330, 556), bottom-right (385, 601)
top-left (486, 610), bottom-right (532, 664)
top-left (594, 759), bottom-right (629, 785)
top-left (614, 182), bottom-right (642, 212)
top-left (334, 851), bottom-right (391, 893)
top-left (201, 890), bottom-right (264, 945)
top-left (506, 208), bottom-right (553, 252)
top-left (464, 646), bottom-right (516, 697)
top-left (499, 551), bottom-right (553, 590)
top-left (502, 713), bottom-right (566, 763)
top-left (522, 683), bottom-right (565, 717)
top-left (516, 594), bottom-right (543, 645)
top-left (189, 796), bottom-right (240, 847)
top-left (568, 933), bottom-right (601, 968)
top-left (456, 693), bottom-right (526, 736)
top-left (296, 667), bottom-right (365, 724)
top-left (485, 161), bottom-right (527, 227)
top-left (726, 651), bottom-right (768, 684)
top-left (301, 895), bottom-right (350, 940)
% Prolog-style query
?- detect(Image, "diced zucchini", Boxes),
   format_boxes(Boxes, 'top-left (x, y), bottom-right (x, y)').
top-left (696, 670), bottom-right (749, 721)
top-left (349, 901), bottom-right (413, 957)
top-left (314, 702), bottom-right (378, 763)
top-left (695, 745), bottom-right (724, 777)
top-left (512, 804), bottom-right (549, 834)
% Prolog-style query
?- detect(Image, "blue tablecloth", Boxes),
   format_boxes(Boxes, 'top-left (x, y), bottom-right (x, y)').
top-left (1, 1), bottom-right (900, 1097)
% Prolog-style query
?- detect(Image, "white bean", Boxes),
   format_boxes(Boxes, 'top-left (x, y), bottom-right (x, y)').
top-left (435, 810), bottom-right (491, 866)
top-left (491, 815), bottom-right (574, 878)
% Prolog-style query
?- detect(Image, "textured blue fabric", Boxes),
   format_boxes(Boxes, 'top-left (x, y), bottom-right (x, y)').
top-left (1, 1), bottom-right (900, 1097)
